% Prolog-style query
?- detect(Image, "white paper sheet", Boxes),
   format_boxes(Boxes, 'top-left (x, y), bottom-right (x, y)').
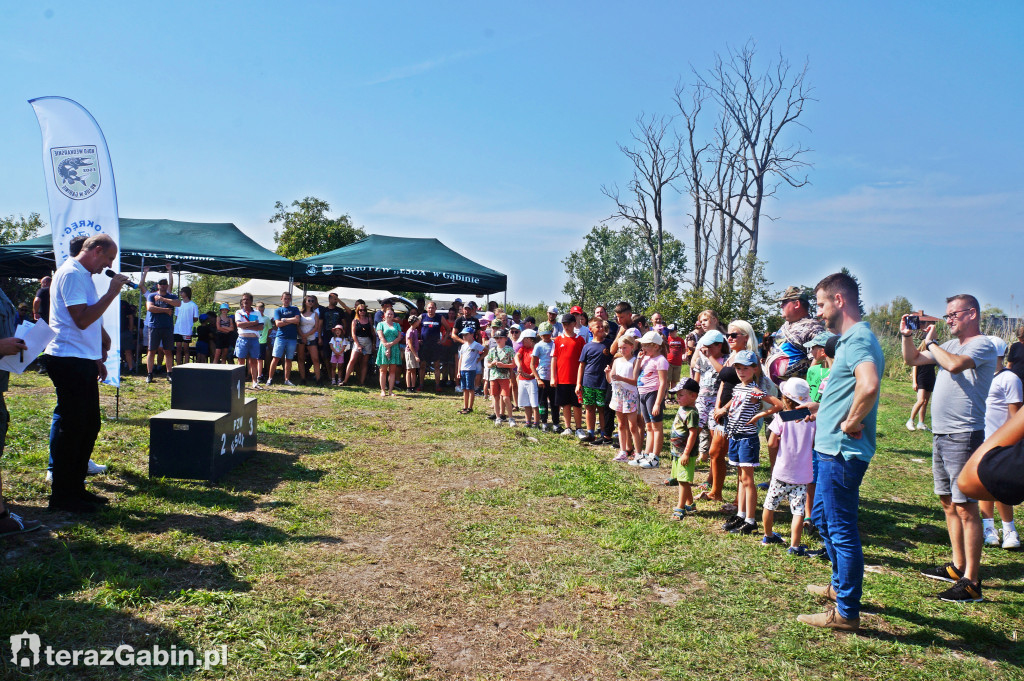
top-left (0, 321), bottom-right (57, 374)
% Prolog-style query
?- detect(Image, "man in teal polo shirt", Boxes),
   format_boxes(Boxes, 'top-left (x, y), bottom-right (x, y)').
top-left (798, 272), bottom-right (883, 632)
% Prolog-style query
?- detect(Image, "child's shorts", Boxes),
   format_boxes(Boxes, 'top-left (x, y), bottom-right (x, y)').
top-left (638, 392), bottom-right (664, 424)
top-left (518, 379), bottom-right (539, 408)
top-left (727, 434), bottom-right (760, 467)
top-left (581, 386), bottom-right (607, 407)
top-left (405, 348), bottom-right (420, 369)
top-left (556, 384), bottom-right (580, 408)
top-left (671, 454), bottom-right (697, 484)
top-left (491, 378), bottom-right (512, 397)
top-left (459, 370), bottom-right (477, 392)
top-left (330, 354), bottom-right (345, 364)
top-left (764, 480), bottom-right (808, 516)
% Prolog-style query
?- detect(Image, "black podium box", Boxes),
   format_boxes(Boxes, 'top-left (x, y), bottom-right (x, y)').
top-left (148, 398), bottom-right (258, 482)
top-left (170, 363), bottom-right (246, 415)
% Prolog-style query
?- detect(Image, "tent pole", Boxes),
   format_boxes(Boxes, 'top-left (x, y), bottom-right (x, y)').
top-left (135, 255), bottom-right (146, 375)
top-left (287, 277), bottom-right (293, 296)
top-left (503, 291), bottom-right (506, 307)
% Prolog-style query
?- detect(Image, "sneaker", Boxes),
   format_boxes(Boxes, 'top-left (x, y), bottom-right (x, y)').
top-left (937, 578), bottom-right (983, 603)
top-left (905, 418), bottom-right (916, 431)
top-left (47, 496), bottom-right (99, 514)
top-left (79, 490), bottom-right (109, 506)
top-left (628, 455), bottom-right (644, 467)
top-left (561, 428), bottom-right (575, 437)
top-left (550, 425), bottom-right (562, 434)
top-left (761, 532), bottom-right (785, 546)
top-left (920, 562), bottom-right (963, 583)
top-left (916, 422), bottom-right (931, 432)
top-left (539, 423), bottom-right (548, 432)
top-left (167, 374), bottom-right (172, 384)
top-left (787, 545), bottom-right (808, 556)
top-left (797, 605), bottom-right (859, 631)
top-left (613, 451), bottom-right (630, 462)
top-left (494, 418), bottom-right (504, 426)
top-left (722, 515), bottom-right (745, 531)
top-left (805, 547), bottom-right (830, 561)
top-left (575, 428), bottom-right (589, 440)
top-left (580, 433), bottom-right (595, 444)
top-left (756, 482), bottom-right (770, 491)
top-left (639, 456), bottom-right (660, 469)
top-left (44, 470), bottom-right (52, 485)
top-left (0, 510), bottom-right (42, 537)
top-left (265, 379), bottom-right (273, 387)
top-left (487, 413), bottom-right (497, 420)
top-left (86, 460), bottom-right (107, 476)
top-left (283, 380), bottom-right (296, 386)
top-left (984, 526), bottom-right (1001, 547)
top-left (1003, 529), bottom-right (1021, 550)
top-left (507, 418), bottom-right (517, 427)
top-left (146, 374), bottom-right (154, 384)
top-left (733, 521), bottom-right (758, 535)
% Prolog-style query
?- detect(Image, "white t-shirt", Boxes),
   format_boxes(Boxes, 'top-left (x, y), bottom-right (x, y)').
top-left (610, 356), bottom-right (639, 400)
top-left (459, 341), bottom-right (485, 371)
top-left (985, 369), bottom-right (1023, 439)
top-left (235, 309), bottom-right (264, 338)
top-left (173, 300), bottom-right (200, 336)
top-left (46, 258), bottom-right (102, 359)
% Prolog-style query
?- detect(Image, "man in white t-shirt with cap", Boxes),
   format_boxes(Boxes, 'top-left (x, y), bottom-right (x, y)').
top-left (545, 306), bottom-right (563, 336)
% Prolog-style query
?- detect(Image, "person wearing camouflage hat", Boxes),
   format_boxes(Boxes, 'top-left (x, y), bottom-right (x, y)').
top-left (774, 286), bottom-right (825, 376)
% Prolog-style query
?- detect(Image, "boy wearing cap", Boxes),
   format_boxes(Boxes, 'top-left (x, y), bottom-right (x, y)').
top-left (532, 322), bottom-right (560, 432)
top-left (762, 378), bottom-right (817, 554)
top-left (551, 313), bottom-right (585, 436)
top-left (576, 319), bottom-right (612, 443)
top-left (805, 332), bottom-right (834, 402)
top-left (669, 378), bottom-right (702, 519)
top-left (516, 329), bottom-right (540, 427)
top-left (487, 328), bottom-right (516, 425)
top-left (455, 328), bottom-right (485, 413)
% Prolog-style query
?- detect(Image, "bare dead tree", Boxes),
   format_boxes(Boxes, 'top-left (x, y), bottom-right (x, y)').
top-left (695, 41), bottom-right (814, 283)
top-left (673, 83), bottom-right (713, 290)
top-left (601, 113), bottom-right (684, 298)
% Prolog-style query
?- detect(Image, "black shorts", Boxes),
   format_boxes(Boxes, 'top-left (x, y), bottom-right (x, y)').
top-left (420, 341), bottom-right (441, 364)
top-left (173, 333), bottom-right (191, 344)
top-left (977, 442), bottom-right (1024, 505)
top-left (214, 332), bottom-right (233, 350)
top-left (555, 384), bottom-right (580, 408)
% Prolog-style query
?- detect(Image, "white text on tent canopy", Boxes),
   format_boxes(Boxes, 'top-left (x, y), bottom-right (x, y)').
top-left (329, 266), bottom-right (480, 285)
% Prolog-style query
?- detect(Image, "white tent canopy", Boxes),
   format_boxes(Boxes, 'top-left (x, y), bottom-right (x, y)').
top-left (214, 279), bottom-right (393, 309)
top-left (214, 279), bottom-right (491, 312)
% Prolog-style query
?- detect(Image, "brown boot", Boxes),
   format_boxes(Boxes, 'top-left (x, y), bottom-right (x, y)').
top-left (797, 606), bottom-right (859, 631)
top-left (806, 583), bottom-right (837, 601)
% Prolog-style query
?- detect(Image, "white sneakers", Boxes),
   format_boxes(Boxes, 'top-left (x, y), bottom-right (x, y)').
top-left (507, 417), bottom-right (517, 427)
top-left (45, 459), bottom-right (107, 484)
top-left (905, 419), bottom-right (916, 431)
top-left (560, 427), bottom-right (574, 437)
top-left (917, 422), bottom-right (931, 432)
top-left (639, 456), bottom-right (660, 469)
top-left (984, 526), bottom-right (1001, 546)
top-left (1004, 530), bottom-right (1021, 550)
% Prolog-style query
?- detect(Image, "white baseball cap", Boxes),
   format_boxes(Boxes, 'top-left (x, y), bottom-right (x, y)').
top-left (781, 378), bottom-right (811, 403)
top-left (639, 331), bottom-right (664, 345)
top-left (547, 306), bottom-right (559, 314)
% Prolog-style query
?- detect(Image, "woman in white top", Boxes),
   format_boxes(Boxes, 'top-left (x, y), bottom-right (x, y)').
top-left (297, 294), bottom-right (323, 386)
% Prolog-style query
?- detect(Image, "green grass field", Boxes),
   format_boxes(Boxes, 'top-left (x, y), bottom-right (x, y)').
top-left (0, 370), bottom-right (1021, 680)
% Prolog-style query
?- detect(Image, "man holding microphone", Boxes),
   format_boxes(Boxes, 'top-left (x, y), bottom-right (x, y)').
top-left (45, 234), bottom-right (129, 513)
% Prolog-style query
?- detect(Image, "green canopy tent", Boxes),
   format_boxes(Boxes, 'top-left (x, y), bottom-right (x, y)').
top-left (0, 218), bottom-right (297, 279)
top-left (297, 234), bottom-right (507, 295)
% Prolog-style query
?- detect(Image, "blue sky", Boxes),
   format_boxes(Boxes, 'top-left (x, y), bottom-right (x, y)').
top-left (1, 2), bottom-right (1021, 317)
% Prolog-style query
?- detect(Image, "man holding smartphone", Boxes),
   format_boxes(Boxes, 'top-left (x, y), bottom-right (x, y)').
top-left (901, 295), bottom-right (996, 603)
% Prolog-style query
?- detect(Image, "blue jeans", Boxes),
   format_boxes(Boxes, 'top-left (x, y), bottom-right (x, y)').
top-left (815, 450), bottom-right (869, 620)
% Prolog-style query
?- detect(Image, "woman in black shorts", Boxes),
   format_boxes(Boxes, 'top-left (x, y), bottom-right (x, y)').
top-left (908, 339), bottom-right (935, 431)
top-left (213, 303), bottom-right (235, 364)
top-left (341, 302), bottom-right (374, 386)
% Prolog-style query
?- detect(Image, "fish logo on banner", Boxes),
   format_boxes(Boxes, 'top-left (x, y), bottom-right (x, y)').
top-left (50, 146), bottom-right (101, 200)
top-left (306, 264), bottom-right (318, 276)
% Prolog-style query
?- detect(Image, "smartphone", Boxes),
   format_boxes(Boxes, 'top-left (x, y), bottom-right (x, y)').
top-left (779, 407), bottom-right (811, 422)
top-left (905, 315), bottom-right (920, 331)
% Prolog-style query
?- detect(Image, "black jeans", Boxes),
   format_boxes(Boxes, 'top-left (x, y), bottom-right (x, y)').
top-left (47, 356), bottom-right (101, 500)
top-left (538, 383), bottom-right (560, 425)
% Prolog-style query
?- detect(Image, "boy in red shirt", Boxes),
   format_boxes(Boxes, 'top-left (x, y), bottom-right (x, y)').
top-left (666, 324), bottom-right (685, 388)
top-left (551, 313), bottom-right (586, 436)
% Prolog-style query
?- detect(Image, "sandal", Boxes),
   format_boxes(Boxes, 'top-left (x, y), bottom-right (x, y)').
top-left (670, 508), bottom-right (686, 521)
top-left (695, 490), bottom-right (711, 501)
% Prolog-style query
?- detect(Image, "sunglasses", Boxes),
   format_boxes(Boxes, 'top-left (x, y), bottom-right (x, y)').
top-left (726, 332), bottom-right (746, 339)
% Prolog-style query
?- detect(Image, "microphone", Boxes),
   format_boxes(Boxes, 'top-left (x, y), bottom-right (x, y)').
top-left (105, 269), bottom-right (138, 289)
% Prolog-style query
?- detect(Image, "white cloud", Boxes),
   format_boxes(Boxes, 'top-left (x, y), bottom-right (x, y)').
top-left (363, 49), bottom-right (480, 86)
